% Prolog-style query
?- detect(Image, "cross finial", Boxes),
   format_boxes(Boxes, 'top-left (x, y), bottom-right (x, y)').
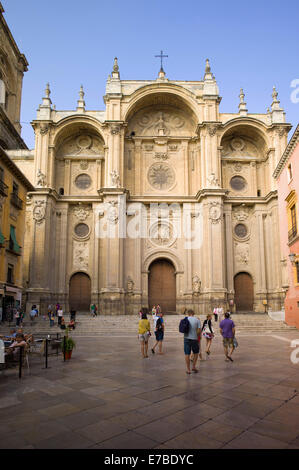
top-left (155, 50), bottom-right (168, 72)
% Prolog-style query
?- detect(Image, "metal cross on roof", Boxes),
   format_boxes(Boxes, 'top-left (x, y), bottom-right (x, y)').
top-left (155, 50), bottom-right (168, 70)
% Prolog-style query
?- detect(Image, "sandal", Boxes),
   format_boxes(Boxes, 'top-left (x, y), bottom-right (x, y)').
top-left (192, 368), bottom-right (199, 373)
top-left (227, 356), bottom-right (234, 362)
top-left (151, 348), bottom-right (155, 354)
top-left (186, 371), bottom-right (191, 375)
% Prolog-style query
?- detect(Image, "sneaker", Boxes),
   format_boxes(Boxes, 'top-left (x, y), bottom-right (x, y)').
top-left (151, 348), bottom-right (155, 354)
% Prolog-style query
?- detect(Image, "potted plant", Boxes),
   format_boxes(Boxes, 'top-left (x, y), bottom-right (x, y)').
top-left (61, 329), bottom-right (76, 360)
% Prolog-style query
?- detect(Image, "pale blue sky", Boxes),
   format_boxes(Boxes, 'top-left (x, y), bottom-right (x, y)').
top-left (3, 0), bottom-right (299, 148)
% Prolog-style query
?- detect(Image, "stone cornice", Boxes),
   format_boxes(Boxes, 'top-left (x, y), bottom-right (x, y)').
top-left (0, 5), bottom-right (29, 71)
top-left (0, 106), bottom-right (28, 149)
top-left (273, 124), bottom-right (299, 178)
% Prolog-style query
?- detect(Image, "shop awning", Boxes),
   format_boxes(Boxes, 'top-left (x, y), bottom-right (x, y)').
top-left (10, 226), bottom-right (21, 254)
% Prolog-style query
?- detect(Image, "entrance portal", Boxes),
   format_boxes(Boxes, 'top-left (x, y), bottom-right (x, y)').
top-left (148, 258), bottom-right (176, 313)
top-left (234, 272), bottom-right (254, 311)
top-left (69, 272), bottom-right (91, 311)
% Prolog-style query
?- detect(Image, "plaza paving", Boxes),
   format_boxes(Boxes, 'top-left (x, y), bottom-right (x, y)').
top-left (1, 315), bottom-right (299, 449)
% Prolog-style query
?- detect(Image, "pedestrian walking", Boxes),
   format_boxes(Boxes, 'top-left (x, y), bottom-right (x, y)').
top-left (90, 304), bottom-right (97, 317)
top-left (49, 312), bottom-right (55, 327)
top-left (202, 314), bottom-right (215, 356)
top-left (151, 311), bottom-right (164, 355)
top-left (217, 305), bottom-right (224, 322)
top-left (57, 307), bottom-right (63, 325)
top-left (151, 305), bottom-right (157, 318)
top-left (213, 306), bottom-right (218, 322)
top-left (181, 309), bottom-right (201, 374)
top-left (29, 307), bottom-right (37, 324)
top-left (70, 309), bottom-right (76, 321)
top-left (220, 312), bottom-right (236, 362)
top-left (15, 309), bottom-right (21, 327)
top-left (138, 310), bottom-right (151, 359)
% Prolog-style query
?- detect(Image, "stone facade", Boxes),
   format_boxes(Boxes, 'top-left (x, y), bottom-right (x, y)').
top-left (9, 59), bottom-right (291, 315)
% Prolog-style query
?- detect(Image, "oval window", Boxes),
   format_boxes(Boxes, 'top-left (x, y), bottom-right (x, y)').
top-left (230, 175), bottom-right (246, 191)
top-left (75, 174), bottom-right (91, 190)
top-left (74, 223), bottom-right (89, 238)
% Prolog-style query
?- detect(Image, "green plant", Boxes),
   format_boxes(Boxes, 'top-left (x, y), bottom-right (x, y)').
top-left (61, 331), bottom-right (76, 352)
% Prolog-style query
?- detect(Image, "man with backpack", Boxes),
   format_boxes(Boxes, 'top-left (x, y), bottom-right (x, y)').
top-left (179, 309), bottom-right (201, 374)
top-left (151, 311), bottom-right (164, 355)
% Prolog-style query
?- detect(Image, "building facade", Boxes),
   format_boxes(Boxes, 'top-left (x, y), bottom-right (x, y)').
top-left (0, 147), bottom-right (34, 320)
top-left (0, 2), bottom-right (28, 151)
top-left (10, 59), bottom-right (291, 315)
top-left (274, 125), bottom-right (299, 329)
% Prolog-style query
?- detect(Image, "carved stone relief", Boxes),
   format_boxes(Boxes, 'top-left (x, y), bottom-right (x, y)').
top-left (33, 200), bottom-right (46, 224)
top-left (149, 221), bottom-right (176, 247)
top-left (209, 202), bottom-right (222, 224)
top-left (57, 134), bottom-right (104, 158)
top-left (73, 204), bottom-right (91, 221)
top-left (73, 241), bottom-right (89, 270)
top-left (192, 275), bottom-right (201, 295)
top-left (147, 163), bottom-right (175, 190)
top-left (235, 243), bottom-right (250, 264)
top-left (221, 136), bottom-right (258, 157)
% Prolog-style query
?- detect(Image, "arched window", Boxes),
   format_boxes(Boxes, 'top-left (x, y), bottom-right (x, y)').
top-left (0, 78), bottom-right (6, 106)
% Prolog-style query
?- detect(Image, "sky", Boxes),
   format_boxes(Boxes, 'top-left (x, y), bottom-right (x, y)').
top-left (3, 0), bottom-right (299, 149)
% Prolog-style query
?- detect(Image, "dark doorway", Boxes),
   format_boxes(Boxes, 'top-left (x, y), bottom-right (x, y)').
top-left (148, 259), bottom-right (176, 313)
top-left (234, 272), bottom-right (254, 311)
top-left (69, 272), bottom-right (91, 311)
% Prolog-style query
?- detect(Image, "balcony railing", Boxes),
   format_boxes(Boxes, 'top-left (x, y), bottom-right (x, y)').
top-left (0, 179), bottom-right (8, 197)
top-left (288, 225), bottom-right (298, 242)
top-left (10, 192), bottom-right (23, 210)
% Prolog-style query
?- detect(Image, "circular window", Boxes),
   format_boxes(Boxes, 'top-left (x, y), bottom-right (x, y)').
top-left (74, 223), bottom-right (89, 238)
top-left (75, 174), bottom-right (91, 190)
top-left (234, 224), bottom-right (248, 238)
top-left (230, 175), bottom-right (246, 191)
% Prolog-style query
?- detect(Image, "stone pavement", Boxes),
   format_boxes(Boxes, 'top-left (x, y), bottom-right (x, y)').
top-left (1, 317), bottom-right (299, 449)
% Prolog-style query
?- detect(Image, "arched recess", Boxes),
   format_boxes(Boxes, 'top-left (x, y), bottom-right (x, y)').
top-left (148, 258), bottom-right (176, 313)
top-left (123, 90), bottom-right (199, 195)
top-left (52, 119), bottom-right (106, 195)
top-left (69, 272), bottom-right (91, 311)
top-left (234, 272), bottom-right (254, 312)
top-left (220, 121), bottom-right (269, 197)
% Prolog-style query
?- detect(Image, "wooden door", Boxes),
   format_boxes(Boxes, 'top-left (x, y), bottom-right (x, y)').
top-left (234, 272), bottom-right (254, 311)
top-left (69, 272), bottom-right (91, 311)
top-left (148, 259), bottom-right (176, 313)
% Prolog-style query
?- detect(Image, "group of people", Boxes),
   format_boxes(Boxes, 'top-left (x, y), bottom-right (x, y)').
top-left (47, 304), bottom-right (76, 330)
top-left (137, 307), bottom-right (237, 373)
top-left (0, 328), bottom-right (33, 363)
top-left (138, 306), bottom-right (164, 358)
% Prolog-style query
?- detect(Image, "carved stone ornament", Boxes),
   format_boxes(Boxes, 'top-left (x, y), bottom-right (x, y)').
top-left (36, 169), bottom-right (46, 187)
top-left (80, 160), bottom-right (89, 170)
top-left (40, 125), bottom-right (49, 135)
top-left (107, 200), bottom-right (118, 224)
top-left (235, 243), bottom-right (250, 265)
top-left (154, 152), bottom-right (169, 160)
top-left (148, 163), bottom-right (175, 191)
top-left (33, 200), bottom-right (46, 224)
top-left (209, 202), bottom-right (222, 224)
top-left (149, 221), bottom-right (176, 247)
top-left (73, 241), bottom-right (89, 270)
top-left (110, 170), bottom-right (120, 188)
top-left (207, 172), bottom-right (219, 188)
top-left (192, 275), bottom-right (201, 295)
top-left (168, 144), bottom-right (178, 151)
top-left (233, 208), bottom-right (249, 222)
top-left (207, 124), bottom-right (218, 137)
top-left (275, 126), bottom-right (286, 138)
top-left (110, 125), bottom-right (121, 135)
top-left (127, 276), bottom-right (134, 294)
top-left (144, 144), bottom-right (154, 151)
top-left (73, 204), bottom-right (90, 221)
top-left (233, 163), bottom-right (242, 173)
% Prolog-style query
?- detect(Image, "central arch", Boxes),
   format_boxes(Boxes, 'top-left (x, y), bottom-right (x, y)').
top-left (69, 272), bottom-right (91, 312)
top-left (148, 258), bottom-right (176, 313)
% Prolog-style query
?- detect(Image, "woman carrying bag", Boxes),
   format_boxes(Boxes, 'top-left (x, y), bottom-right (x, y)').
top-left (202, 314), bottom-right (215, 356)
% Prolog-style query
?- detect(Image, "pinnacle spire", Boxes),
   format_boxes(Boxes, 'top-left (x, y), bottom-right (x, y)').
top-left (238, 88), bottom-right (248, 115)
top-left (77, 84), bottom-right (85, 112)
top-left (112, 57), bottom-right (120, 79)
top-left (204, 58), bottom-right (213, 81)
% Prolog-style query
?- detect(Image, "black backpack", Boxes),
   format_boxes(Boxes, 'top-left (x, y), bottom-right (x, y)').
top-left (156, 318), bottom-right (163, 330)
top-left (179, 317), bottom-right (190, 334)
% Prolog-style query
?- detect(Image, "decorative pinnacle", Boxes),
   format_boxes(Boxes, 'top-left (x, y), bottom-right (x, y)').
top-left (113, 57), bottom-right (119, 73)
top-left (272, 86), bottom-right (279, 102)
top-left (45, 83), bottom-right (50, 98)
top-left (238, 88), bottom-right (248, 115)
top-left (79, 84), bottom-right (84, 100)
top-left (205, 59), bottom-right (211, 73)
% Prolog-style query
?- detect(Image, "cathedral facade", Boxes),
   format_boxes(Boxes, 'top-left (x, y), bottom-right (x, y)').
top-left (9, 59), bottom-right (291, 315)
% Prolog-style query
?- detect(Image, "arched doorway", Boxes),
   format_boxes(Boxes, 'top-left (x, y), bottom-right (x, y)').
top-left (69, 272), bottom-right (91, 311)
top-left (234, 272), bottom-right (254, 312)
top-left (148, 258), bottom-right (176, 313)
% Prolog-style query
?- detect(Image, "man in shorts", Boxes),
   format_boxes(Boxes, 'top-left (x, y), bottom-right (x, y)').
top-left (220, 312), bottom-right (235, 362)
top-left (184, 309), bottom-right (201, 374)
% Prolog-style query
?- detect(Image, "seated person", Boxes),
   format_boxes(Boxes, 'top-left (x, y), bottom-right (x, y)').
top-left (6, 333), bottom-right (27, 361)
top-left (60, 317), bottom-right (66, 330)
top-left (68, 318), bottom-right (75, 330)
